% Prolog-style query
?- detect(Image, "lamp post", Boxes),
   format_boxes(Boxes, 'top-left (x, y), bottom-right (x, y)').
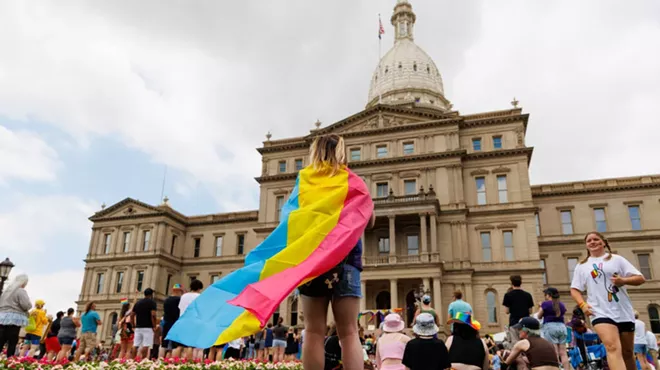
top-left (0, 258), bottom-right (15, 297)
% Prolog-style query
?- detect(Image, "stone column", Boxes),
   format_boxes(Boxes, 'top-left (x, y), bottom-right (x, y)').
top-left (80, 268), bottom-right (90, 300)
top-left (130, 226), bottom-right (139, 253)
top-left (360, 280), bottom-right (367, 327)
top-left (157, 223), bottom-right (167, 253)
top-left (87, 230), bottom-right (97, 257)
top-left (423, 278), bottom-right (430, 293)
top-left (388, 215), bottom-right (397, 263)
top-left (460, 222), bottom-right (469, 260)
top-left (390, 279), bottom-right (398, 310)
top-left (280, 299), bottom-right (290, 325)
top-left (430, 214), bottom-right (438, 254)
top-left (87, 269), bottom-right (96, 296)
top-left (150, 265), bottom-right (160, 293)
top-left (296, 297), bottom-right (303, 325)
top-left (455, 167), bottom-right (465, 204)
top-left (433, 278), bottom-right (443, 326)
top-left (420, 213), bottom-right (428, 261)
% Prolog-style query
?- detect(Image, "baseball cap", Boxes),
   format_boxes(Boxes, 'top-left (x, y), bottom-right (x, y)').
top-left (172, 284), bottom-right (183, 291)
top-left (422, 295), bottom-right (431, 304)
top-left (512, 317), bottom-right (541, 331)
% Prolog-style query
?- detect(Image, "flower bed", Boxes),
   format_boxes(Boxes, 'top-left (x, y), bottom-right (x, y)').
top-left (0, 357), bottom-right (304, 370)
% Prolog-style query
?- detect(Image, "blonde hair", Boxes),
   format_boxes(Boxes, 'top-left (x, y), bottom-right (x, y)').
top-left (309, 134), bottom-right (346, 175)
top-left (580, 231), bottom-right (614, 264)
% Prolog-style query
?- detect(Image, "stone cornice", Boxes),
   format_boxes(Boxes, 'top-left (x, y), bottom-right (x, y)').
top-left (461, 113), bottom-right (529, 132)
top-left (468, 206), bottom-right (539, 217)
top-left (532, 175), bottom-right (660, 198)
top-left (464, 147), bottom-right (534, 164)
top-left (538, 232), bottom-right (660, 246)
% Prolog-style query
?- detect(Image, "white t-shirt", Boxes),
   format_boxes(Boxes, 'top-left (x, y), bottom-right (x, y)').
top-left (178, 292), bottom-right (200, 315)
top-left (635, 320), bottom-right (647, 344)
top-left (647, 331), bottom-right (659, 351)
top-left (570, 254), bottom-right (641, 323)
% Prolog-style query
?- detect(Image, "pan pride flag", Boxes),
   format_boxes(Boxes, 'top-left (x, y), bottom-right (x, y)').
top-left (166, 164), bottom-right (374, 348)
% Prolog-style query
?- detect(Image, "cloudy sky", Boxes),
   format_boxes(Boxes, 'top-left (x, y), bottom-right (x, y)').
top-left (0, 0), bottom-right (658, 313)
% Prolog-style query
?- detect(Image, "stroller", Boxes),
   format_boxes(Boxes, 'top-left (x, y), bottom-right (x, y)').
top-left (568, 330), bottom-right (607, 370)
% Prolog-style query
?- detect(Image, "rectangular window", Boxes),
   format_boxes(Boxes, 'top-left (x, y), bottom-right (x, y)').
top-left (568, 257), bottom-right (578, 282)
top-left (628, 206), bottom-right (642, 231)
top-left (376, 182), bottom-right (389, 197)
top-left (407, 235), bottom-right (419, 255)
top-left (122, 232), bottom-right (130, 253)
top-left (540, 259), bottom-right (547, 284)
top-left (294, 159), bottom-right (303, 171)
top-left (210, 275), bottom-right (220, 285)
top-left (561, 211), bottom-right (574, 235)
top-left (594, 208), bottom-right (607, 233)
top-left (376, 145), bottom-right (388, 158)
top-left (475, 177), bottom-right (486, 205)
top-left (237, 234), bottom-right (245, 255)
top-left (472, 138), bottom-right (482, 151)
top-left (481, 232), bottom-right (492, 261)
top-left (497, 175), bottom-right (508, 203)
top-left (378, 237), bottom-right (390, 254)
top-left (403, 142), bottom-right (414, 155)
top-left (193, 238), bottom-right (201, 258)
top-left (170, 235), bottom-right (177, 255)
top-left (404, 179), bottom-right (417, 195)
top-left (189, 276), bottom-right (197, 286)
top-left (142, 230), bottom-right (151, 251)
top-left (350, 148), bottom-right (361, 161)
top-left (115, 272), bottom-right (124, 293)
top-left (638, 254), bottom-right (652, 280)
top-left (215, 236), bottom-right (223, 257)
top-left (278, 161), bottom-right (286, 173)
top-left (535, 213), bottom-right (541, 236)
top-left (503, 231), bottom-right (514, 261)
top-left (276, 196), bottom-right (285, 221)
top-left (104, 234), bottom-right (111, 254)
top-left (493, 136), bottom-right (502, 149)
top-left (165, 274), bottom-right (172, 293)
top-left (96, 273), bottom-right (104, 294)
top-left (136, 271), bottom-right (144, 292)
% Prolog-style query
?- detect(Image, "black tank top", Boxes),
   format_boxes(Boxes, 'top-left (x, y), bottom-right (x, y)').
top-left (448, 335), bottom-right (486, 367)
top-left (526, 336), bottom-right (560, 368)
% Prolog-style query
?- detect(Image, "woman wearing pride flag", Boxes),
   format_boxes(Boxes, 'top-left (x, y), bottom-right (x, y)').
top-left (166, 134), bottom-right (374, 369)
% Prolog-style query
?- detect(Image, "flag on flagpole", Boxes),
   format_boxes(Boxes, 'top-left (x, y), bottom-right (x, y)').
top-left (379, 16), bottom-right (385, 39)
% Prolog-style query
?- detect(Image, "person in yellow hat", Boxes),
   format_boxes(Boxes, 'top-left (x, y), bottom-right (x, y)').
top-left (21, 299), bottom-right (48, 358)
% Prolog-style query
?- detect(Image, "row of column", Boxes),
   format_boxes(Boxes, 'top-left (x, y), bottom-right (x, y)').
top-left (80, 264), bottom-right (163, 300)
top-left (387, 213), bottom-right (438, 258)
top-left (87, 222), bottom-right (169, 256)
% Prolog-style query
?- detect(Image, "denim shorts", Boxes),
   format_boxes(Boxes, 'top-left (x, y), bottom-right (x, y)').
top-left (635, 344), bottom-right (648, 354)
top-left (541, 322), bottom-right (567, 344)
top-left (24, 333), bottom-right (41, 345)
top-left (298, 263), bottom-right (361, 299)
top-left (58, 336), bottom-right (75, 345)
top-left (273, 339), bottom-right (286, 348)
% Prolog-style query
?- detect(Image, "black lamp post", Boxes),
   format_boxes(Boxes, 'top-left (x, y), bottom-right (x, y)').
top-left (0, 258), bottom-right (15, 297)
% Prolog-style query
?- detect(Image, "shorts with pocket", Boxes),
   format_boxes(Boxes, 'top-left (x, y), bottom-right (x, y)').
top-left (298, 263), bottom-right (361, 299)
top-left (635, 344), bottom-right (648, 354)
top-left (24, 333), bottom-right (41, 345)
top-left (78, 332), bottom-right (98, 352)
top-left (273, 339), bottom-right (287, 348)
top-left (541, 322), bottom-right (568, 344)
top-left (133, 328), bottom-right (154, 348)
top-left (58, 336), bottom-right (75, 346)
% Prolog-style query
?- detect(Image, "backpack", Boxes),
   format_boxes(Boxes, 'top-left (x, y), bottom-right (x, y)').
top-left (25, 311), bottom-right (38, 332)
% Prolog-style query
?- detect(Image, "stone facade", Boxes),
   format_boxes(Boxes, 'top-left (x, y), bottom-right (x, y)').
top-left (77, 0), bottom-right (660, 344)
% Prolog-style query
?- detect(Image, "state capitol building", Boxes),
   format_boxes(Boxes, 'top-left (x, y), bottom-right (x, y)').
top-left (78, 0), bottom-right (660, 342)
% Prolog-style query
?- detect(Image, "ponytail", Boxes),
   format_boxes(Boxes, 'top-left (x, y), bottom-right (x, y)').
top-left (552, 297), bottom-right (561, 317)
top-left (580, 231), bottom-right (614, 264)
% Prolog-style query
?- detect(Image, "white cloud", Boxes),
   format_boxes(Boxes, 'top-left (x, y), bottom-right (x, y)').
top-left (0, 125), bottom-right (60, 184)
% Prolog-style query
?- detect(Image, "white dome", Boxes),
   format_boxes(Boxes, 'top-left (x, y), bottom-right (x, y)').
top-left (366, 0), bottom-right (450, 110)
top-left (367, 39), bottom-right (446, 108)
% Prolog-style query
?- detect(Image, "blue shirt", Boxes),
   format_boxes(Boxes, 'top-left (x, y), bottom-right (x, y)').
top-left (448, 299), bottom-right (473, 319)
top-left (347, 239), bottom-right (363, 271)
top-left (81, 311), bottom-right (101, 333)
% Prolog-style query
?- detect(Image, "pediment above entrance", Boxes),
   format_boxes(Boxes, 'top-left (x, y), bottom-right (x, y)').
top-left (90, 198), bottom-right (160, 221)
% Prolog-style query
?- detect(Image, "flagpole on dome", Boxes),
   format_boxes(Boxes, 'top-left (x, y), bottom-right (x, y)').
top-left (378, 13), bottom-right (385, 105)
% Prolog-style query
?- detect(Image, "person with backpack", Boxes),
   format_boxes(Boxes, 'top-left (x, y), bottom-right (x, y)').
top-left (21, 299), bottom-right (48, 358)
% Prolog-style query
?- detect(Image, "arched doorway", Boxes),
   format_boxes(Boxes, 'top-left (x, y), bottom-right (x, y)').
top-left (406, 290), bottom-right (416, 326)
top-left (375, 291), bottom-right (391, 327)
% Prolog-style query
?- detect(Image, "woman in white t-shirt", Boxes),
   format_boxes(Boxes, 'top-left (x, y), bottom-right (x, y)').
top-left (570, 231), bottom-right (646, 370)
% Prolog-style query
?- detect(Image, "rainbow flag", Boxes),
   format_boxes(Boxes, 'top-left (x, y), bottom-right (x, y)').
top-left (166, 164), bottom-right (373, 348)
top-left (120, 298), bottom-right (128, 305)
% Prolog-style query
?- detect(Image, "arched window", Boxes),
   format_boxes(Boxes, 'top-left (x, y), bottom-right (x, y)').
top-left (486, 291), bottom-right (497, 323)
top-left (649, 305), bottom-right (660, 333)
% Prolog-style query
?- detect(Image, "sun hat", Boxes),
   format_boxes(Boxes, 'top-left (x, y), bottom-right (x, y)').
top-left (447, 311), bottom-right (479, 331)
top-left (512, 317), bottom-right (541, 331)
top-left (413, 313), bottom-right (439, 336)
top-left (35, 299), bottom-right (45, 307)
top-left (382, 313), bottom-right (405, 333)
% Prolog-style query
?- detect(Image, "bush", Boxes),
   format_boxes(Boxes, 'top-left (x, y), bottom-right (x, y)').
top-left (0, 357), bottom-right (304, 370)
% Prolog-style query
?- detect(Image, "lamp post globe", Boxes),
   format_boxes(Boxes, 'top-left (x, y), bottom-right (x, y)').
top-left (0, 257), bottom-right (14, 296)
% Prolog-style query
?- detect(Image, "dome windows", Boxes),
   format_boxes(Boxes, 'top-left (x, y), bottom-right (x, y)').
top-left (427, 65), bottom-right (431, 74)
top-left (398, 63), bottom-right (402, 69)
top-left (413, 63), bottom-right (417, 71)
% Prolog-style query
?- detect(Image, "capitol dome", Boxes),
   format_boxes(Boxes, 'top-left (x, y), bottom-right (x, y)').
top-left (366, 1), bottom-right (451, 111)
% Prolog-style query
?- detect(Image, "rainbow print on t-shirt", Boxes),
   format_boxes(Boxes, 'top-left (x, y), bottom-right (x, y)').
top-left (591, 263), bottom-right (619, 303)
